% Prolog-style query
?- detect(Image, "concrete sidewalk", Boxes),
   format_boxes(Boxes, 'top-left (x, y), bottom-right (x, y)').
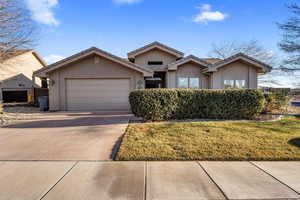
top-left (0, 161), bottom-right (299, 200)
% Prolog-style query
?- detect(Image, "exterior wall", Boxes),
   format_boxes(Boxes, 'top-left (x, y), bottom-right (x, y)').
top-left (0, 52), bottom-right (44, 101)
top-left (0, 52), bottom-right (43, 87)
top-left (48, 55), bottom-right (144, 111)
top-left (167, 62), bottom-right (209, 89)
top-left (134, 48), bottom-right (178, 67)
top-left (167, 71), bottom-right (176, 88)
top-left (211, 61), bottom-right (258, 89)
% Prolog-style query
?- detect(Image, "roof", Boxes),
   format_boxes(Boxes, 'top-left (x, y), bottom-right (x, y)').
top-left (168, 55), bottom-right (211, 70)
top-left (127, 41), bottom-right (184, 59)
top-left (206, 53), bottom-right (273, 73)
top-left (0, 49), bottom-right (46, 67)
top-left (201, 58), bottom-right (222, 64)
top-left (34, 47), bottom-right (153, 77)
top-left (0, 73), bottom-right (28, 84)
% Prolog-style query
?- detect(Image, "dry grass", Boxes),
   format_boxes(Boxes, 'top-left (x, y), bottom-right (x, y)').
top-left (116, 116), bottom-right (300, 161)
top-left (0, 105), bottom-right (42, 125)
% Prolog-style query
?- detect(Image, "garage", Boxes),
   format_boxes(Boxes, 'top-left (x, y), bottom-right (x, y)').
top-left (2, 90), bottom-right (28, 103)
top-left (33, 47), bottom-right (153, 111)
top-left (66, 79), bottom-right (131, 111)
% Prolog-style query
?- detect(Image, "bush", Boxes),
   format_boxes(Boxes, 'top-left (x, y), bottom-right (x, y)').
top-left (130, 89), bottom-right (179, 121)
top-left (263, 93), bottom-right (290, 113)
top-left (0, 101), bottom-right (3, 114)
top-left (129, 89), bottom-right (265, 121)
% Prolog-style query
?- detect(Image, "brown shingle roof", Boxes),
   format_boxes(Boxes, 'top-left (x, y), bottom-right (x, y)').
top-left (201, 58), bottom-right (222, 64)
top-left (127, 41), bottom-right (184, 58)
top-left (34, 47), bottom-right (153, 76)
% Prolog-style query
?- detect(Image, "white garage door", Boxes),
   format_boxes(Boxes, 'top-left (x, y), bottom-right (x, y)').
top-left (66, 79), bottom-right (130, 111)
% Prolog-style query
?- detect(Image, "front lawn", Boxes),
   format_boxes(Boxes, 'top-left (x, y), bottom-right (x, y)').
top-left (116, 116), bottom-right (300, 161)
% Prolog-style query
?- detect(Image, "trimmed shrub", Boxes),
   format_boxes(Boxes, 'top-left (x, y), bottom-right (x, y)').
top-left (0, 101), bottom-right (3, 114)
top-left (263, 93), bottom-right (290, 113)
top-left (129, 89), bottom-right (265, 121)
top-left (130, 89), bottom-right (179, 121)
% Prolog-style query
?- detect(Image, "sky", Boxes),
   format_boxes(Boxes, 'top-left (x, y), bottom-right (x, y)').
top-left (23, 0), bottom-right (299, 88)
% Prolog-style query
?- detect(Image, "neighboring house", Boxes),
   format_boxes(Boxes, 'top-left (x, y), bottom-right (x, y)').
top-left (0, 50), bottom-right (46, 103)
top-left (34, 42), bottom-right (272, 111)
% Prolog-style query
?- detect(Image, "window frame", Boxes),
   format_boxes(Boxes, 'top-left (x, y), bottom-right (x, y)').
top-left (223, 79), bottom-right (246, 89)
top-left (224, 80), bottom-right (235, 89)
top-left (235, 80), bottom-right (246, 89)
top-left (189, 77), bottom-right (200, 89)
top-left (178, 77), bottom-right (189, 88)
top-left (177, 77), bottom-right (200, 89)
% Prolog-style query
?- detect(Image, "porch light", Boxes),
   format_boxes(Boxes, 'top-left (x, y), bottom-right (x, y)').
top-left (48, 79), bottom-right (55, 86)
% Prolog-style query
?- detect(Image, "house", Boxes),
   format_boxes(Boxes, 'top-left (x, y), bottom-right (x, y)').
top-left (33, 42), bottom-right (272, 111)
top-left (0, 50), bottom-right (46, 103)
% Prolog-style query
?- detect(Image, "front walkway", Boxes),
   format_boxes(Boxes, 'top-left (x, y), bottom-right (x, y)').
top-left (0, 161), bottom-right (299, 200)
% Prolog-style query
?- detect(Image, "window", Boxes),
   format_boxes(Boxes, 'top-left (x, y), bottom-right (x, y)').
top-left (235, 80), bottom-right (246, 88)
top-left (178, 77), bottom-right (200, 89)
top-left (178, 77), bottom-right (189, 88)
top-left (189, 78), bottom-right (200, 89)
top-left (224, 80), bottom-right (246, 89)
top-left (148, 61), bottom-right (163, 65)
top-left (224, 80), bottom-right (234, 89)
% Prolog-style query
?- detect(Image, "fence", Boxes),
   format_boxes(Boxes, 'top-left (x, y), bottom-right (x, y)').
top-left (32, 88), bottom-right (49, 103)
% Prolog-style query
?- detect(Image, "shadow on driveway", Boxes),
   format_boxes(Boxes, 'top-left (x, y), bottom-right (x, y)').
top-left (2, 115), bottom-right (131, 128)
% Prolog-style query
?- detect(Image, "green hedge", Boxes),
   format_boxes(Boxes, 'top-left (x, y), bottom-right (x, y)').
top-left (263, 93), bottom-right (290, 113)
top-left (0, 101), bottom-right (3, 114)
top-left (129, 89), bottom-right (265, 121)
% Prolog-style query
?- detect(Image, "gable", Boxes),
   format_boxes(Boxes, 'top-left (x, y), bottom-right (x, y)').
top-left (210, 60), bottom-right (259, 89)
top-left (218, 61), bottom-right (252, 79)
top-left (52, 54), bottom-right (143, 78)
top-left (207, 53), bottom-right (272, 74)
top-left (127, 42), bottom-right (184, 60)
top-left (134, 48), bottom-right (178, 66)
top-left (177, 62), bottom-right (208, 75)
top-left (0, 73), bottom-right (36, 88)
top-left (168, 55), bottom-right (210, 71)
top-left (34, 47), bottom-right (153, 78)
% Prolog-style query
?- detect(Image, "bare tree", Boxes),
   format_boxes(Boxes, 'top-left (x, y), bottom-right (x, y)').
top-left (278, 3), bottom-right (300, 69)
top-left (0, 0), bottom-right (36, 62)
top-left (208, 40), bottom-right (277, 66)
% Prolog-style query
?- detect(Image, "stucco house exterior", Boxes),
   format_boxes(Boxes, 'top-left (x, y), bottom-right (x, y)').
top-left (0, 50), bottom-right (46, 102)
top-left (34, 42), bottom-right (272, 111)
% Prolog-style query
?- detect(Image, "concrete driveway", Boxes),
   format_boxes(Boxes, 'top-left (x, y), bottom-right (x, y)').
top-left (0, 112), bottom-right (131, 161)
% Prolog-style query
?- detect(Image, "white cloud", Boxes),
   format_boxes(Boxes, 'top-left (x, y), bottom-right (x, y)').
top-left (193, 4), bottom-right (228, 24)
top-left (25, 0), bottom-right (60, 26)
top-left (43, 54), bottom-right (65, 64)
top-left (199, 4), bottom-right (211, 11)
top-left (113, 0), bottom-right (141, 4)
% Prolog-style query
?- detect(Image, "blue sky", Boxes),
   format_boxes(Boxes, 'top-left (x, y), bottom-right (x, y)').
top-left (24, 0), bottom-right (298, 87)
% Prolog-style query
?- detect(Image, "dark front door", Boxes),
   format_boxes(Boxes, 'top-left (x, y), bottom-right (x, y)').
top-left (145, 72), bottom-right (166, 89)
top-left (2, 90), bottom-right (28, 103)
